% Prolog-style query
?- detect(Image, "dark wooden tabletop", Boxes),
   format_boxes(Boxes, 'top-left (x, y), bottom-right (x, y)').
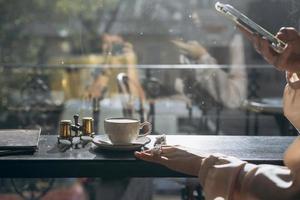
top-left (0, 135), bottom-right (294, 178)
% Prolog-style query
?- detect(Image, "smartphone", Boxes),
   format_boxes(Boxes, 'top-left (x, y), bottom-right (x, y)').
top-left (215, 2), bottom-right (286, 53)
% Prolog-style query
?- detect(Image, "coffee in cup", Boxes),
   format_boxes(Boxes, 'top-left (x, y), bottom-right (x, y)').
top-left (104, 118), bottom-right (152, 144)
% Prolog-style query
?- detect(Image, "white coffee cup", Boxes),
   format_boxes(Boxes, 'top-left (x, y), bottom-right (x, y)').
top-left (104, 118), bottom-right (152, 144)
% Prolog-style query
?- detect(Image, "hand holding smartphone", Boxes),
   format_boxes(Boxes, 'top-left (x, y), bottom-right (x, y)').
top-left (215, 2), bottom-right (286, 53)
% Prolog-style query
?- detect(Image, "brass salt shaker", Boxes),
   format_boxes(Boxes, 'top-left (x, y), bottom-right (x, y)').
top-left (82, 117), bottom-right (94, 136)
top-left (59, 120), bottom-right (72, 139)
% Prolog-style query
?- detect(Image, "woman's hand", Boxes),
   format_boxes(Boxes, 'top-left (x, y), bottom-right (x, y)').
top-left (135, 145), bottom-right (204, 176)
top-left (238, 25), bottom-right (300, 73)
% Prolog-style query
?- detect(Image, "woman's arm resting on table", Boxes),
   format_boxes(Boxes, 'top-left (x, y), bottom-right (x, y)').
top-left (135, 145), bottom-right (300, 200)
top-left (135, 146), bottom-right (204, 176)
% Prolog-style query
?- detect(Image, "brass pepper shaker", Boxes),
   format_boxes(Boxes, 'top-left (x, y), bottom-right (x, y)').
top-left (59, 120), bottom-right (72, 139)
top-left (82, 117), bottom-right (94, 136)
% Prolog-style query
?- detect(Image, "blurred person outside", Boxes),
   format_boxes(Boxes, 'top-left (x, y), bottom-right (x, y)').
top-left (173, 34), bottom-right (247, 109)
top-left (86, 34), bottom-right (144, 100)
top-left (172, 33), bottom-right (247, 133)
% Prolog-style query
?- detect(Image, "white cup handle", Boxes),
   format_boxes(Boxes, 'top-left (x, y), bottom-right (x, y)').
top-left (139, 121), bottom-right (152, 137)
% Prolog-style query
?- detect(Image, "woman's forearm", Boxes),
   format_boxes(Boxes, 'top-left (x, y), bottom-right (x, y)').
top-left (198, 153), bottom-right (300, 200)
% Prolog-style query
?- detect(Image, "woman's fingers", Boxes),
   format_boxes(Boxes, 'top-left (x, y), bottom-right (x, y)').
top-left (135, 146), bottom-right (204, 176)
top-left (252, 34), bottom-right (263, 53)
top-left (237, 24), bottom-right (281, 61)
top-left (134, 151), bottom-right (168, 164)
top-left (258, 38), bottom-right (279, 66)
top-left (238, 25), bottom-right (300, 71)
top-left (135, 151), bottom-right (157, 161)
top-left (277, 27), bottom-right (299, 42)
top-left (237, 24), bottom-right (254, 40)
top-left (135, 145), bottom-right (183, 162)
top-left (276, 44), bottom-right (294, 70)
top-left (160, 146), bottom-right (180, 153)
top-left (237, 24), bottom-right (267, 53)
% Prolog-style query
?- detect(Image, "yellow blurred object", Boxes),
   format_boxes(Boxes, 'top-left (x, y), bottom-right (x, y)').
top-left (49, 50), bottom-right (141, 101)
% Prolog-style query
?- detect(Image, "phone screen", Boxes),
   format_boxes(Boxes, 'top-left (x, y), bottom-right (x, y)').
top-left (215, 2), bottom-right (286, 53)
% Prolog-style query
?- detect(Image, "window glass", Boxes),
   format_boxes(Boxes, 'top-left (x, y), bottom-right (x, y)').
top-left (0, 0), bottom-right (299, 136)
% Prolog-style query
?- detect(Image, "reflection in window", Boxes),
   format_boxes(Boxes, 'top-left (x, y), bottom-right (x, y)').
top-left (0, 0), bottom-right (299, 135)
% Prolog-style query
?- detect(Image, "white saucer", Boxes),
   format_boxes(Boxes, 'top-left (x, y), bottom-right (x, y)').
top-left (92, 135), bottom-right (151, 151)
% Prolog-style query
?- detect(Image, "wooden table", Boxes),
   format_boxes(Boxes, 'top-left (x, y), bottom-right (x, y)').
top-left (0, 135), bottom-right (294, 178)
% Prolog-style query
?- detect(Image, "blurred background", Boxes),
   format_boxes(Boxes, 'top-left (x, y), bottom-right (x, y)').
top-left (0, 0), bottom-right (299, 199)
